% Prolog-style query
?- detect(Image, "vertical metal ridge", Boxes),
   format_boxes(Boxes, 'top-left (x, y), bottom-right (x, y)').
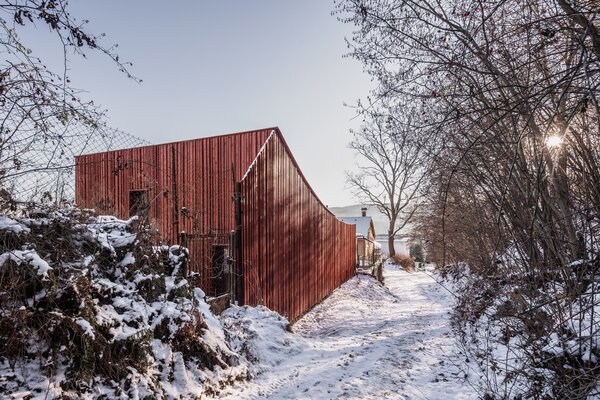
top-left (75, 128), bottom-right (356, 319)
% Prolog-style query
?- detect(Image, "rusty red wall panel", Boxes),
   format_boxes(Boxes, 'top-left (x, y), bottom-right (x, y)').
top-left (75, 128), bottom-right (272, 295)
top-left (240, 132), bottom-right (356, 321)
top-left (75, 127), bottom-right (356, 318)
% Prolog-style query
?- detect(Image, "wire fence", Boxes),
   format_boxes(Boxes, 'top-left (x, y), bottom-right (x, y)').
top-left (0, 115), bottom-right (150, 210)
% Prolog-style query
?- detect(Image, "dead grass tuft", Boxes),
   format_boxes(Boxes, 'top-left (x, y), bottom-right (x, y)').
top-left (391, 253), bottom-right (415, 271)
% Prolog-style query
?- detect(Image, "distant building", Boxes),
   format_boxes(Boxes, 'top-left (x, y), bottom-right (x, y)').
top-left (375, 233), bottom-right (411, 257)
top-left (338, 207), bottom-right (380, 266)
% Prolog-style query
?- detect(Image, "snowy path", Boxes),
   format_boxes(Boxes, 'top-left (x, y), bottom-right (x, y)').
top-left (218, 265), bottom-right (479, 399)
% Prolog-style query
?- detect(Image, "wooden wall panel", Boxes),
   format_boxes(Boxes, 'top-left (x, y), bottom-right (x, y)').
top-left (75, 127), bottom-right (356, 319)
top-left (240, 132), bottom-right (356, 321)
top-left (75, 128), bottom-right (271, 295)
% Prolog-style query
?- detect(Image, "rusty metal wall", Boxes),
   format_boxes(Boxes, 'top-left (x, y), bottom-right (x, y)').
top-left (75, 128), bottom-right (271, 294)
top-left (240, 132), bottom-right (356, 321)
top-left (75, 127), bottom-right (356, 318)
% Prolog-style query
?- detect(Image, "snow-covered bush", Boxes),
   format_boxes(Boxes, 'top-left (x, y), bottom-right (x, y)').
top-left (221, 305), bottom-right (303, 376)
top-left (447, 259), bottom-right (600, 399)
top-left (0, 209), bottom-right (246, 398)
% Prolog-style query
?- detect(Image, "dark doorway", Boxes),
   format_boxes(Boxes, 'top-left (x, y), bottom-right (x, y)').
top-left (129, 190), bottom-right (149, 218)
top-left (211, 245), bottom-right (229, 296)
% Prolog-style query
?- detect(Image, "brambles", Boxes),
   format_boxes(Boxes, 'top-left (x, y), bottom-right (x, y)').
top-left (0, 209), bottom-right (245, 398)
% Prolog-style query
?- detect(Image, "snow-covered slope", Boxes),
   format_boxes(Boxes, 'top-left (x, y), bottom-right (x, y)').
top-left (0, 209), bottom-right (481, 399)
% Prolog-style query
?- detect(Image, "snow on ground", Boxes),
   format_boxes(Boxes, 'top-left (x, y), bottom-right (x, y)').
top-left (217, 262), bottom-right (480, 399)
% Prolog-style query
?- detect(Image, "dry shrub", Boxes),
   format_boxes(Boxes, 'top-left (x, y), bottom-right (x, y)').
top-left (0, 211), bottom-right (158, 384)
top-left (172, 319), bottom-right (229, 370)
top-left (0, 208), bottom-right (242, 397)
top-left (392, 253), bottom-right (414, 271)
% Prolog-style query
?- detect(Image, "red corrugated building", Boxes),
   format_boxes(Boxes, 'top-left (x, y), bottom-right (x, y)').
top-left (75, 127), bottom-right (356, 320)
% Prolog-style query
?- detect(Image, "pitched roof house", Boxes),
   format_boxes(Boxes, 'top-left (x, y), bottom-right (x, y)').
top-left (338, 207), bottom-right (378, 266)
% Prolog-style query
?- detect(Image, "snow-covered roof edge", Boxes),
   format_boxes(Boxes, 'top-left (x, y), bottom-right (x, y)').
top-left (239, 129), bottom-right (341, 220)
top-left (241, 129), bottom-right (276, 181)
top-left (338, 216), bottom-right (375, 237)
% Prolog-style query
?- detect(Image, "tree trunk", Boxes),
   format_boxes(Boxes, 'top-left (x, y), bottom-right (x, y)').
top-left (388, 232), bottom-right (396, 257)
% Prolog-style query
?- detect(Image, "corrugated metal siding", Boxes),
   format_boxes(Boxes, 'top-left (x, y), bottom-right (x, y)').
top-left (240, 132), bottom-right (356, 321)
top-left (75, 127), bottom-right (356, 320)
top-left (75, 129), bottom-right (271, 294)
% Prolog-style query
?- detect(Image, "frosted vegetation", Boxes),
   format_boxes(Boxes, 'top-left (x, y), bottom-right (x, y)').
top-left (335, 0), bottom-right (600, 397)
top-left (0, 210), bottom-right (246, 398)
top-left (444, 259), bottom-right (600, 399)
top-left (4, 209), bottom-right (599, 398)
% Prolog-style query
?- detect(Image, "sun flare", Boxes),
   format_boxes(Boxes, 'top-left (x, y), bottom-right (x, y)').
top-left (545, 135), bottom-right (563, 148)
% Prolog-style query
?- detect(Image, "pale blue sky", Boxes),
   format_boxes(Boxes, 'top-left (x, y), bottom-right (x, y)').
top-left (19, 1), bottom-right (372, 206)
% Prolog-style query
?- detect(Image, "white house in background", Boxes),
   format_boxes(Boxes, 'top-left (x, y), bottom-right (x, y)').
top-left (375, 234), bottom-right (411, 257)
top-left (338, 207), bottom-right (380, 266)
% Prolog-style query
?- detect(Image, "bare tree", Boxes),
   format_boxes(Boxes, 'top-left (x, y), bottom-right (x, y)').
top-left (347, 107), bottom-right (426, 256)
top-left (337, 0), bottom-right (600, 396)
top-left (0, 0), bottom-right (137, 206)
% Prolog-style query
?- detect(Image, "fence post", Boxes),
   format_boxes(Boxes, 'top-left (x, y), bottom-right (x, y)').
top-left (234, 181), bottom-right (244, 305)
